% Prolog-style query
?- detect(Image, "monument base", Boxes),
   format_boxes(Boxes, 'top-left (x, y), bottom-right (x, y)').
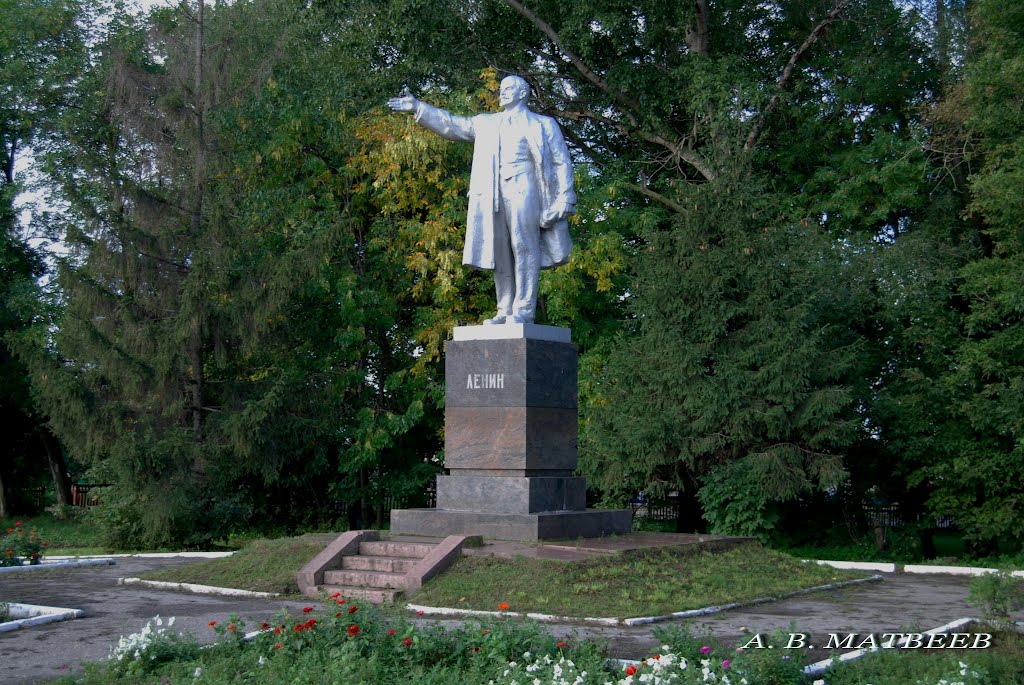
top-left (389, 507), bottom-right (632, 541)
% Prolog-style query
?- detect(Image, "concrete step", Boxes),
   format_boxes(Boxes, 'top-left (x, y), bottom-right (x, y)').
top-left (321, 585), bottom-right (401, 604)
top-left (341, 555), bottom-right (417, 573)
top-left (359, 541), bottom-right (435, 558)
top-left (323, 569), bottom-right (406, 589)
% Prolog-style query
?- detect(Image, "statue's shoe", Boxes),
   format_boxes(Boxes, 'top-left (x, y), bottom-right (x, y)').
top-left (483, 313), bottom-right (507, 325)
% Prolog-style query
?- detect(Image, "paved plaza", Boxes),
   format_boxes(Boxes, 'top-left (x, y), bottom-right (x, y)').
top-left (0, 552), bottom-right (997, 685)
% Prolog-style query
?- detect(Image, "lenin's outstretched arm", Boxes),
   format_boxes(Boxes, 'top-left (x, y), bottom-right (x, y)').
top-left (387, 91), bottom-right (475, 143)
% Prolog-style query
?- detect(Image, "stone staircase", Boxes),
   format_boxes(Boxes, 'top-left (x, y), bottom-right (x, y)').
top-left (321, 539), bottom-right (437, 603)
top-left (297, 531), bottom-right (479, 604)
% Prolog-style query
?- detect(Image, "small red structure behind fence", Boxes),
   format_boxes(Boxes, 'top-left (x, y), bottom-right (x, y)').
top-left (71, 484), bottom-right (109, 508)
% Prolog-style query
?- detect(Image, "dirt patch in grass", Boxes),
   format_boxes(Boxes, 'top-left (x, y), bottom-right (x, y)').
top-left (137, 535), bottom-right (326, 595)
top-left (411, 541), bottom-right (867, 619)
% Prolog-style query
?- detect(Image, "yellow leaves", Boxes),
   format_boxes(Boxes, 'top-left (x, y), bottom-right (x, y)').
top-left (266, 77), bottom-right (277, 91)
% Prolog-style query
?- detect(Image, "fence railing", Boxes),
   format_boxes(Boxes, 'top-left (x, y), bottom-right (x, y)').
top-left (71, 484), bottom-right (110, 508)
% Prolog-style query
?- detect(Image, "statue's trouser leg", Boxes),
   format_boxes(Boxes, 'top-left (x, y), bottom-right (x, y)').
top-left (499, 173), bottom-right (541, 322)
top-left (493, 209), bottom-right (515, 318)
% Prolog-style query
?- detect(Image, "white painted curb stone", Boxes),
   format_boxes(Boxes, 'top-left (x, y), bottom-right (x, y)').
top-left (802, 617), bottom-right (976, 676)
top-left (48, 551), bottom-right (235, 560)
top-left (0, 558), bottom-right (115, 573)
top-left (0, 603), bottom-right (84, 632)
top-left (903, 564), bottom-right (1024, 577)
top-left (117, 577), bottom-right (279, 598)
top-left (809, 560), bottom-right (897, 573)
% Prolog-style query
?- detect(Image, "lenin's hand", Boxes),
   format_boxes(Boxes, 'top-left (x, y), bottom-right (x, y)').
top-left (387, 90), bottom-right (419, 113)
top-left (541, 198), bottom-right (576, 228)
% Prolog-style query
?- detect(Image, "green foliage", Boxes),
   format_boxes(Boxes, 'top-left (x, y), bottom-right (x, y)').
top-left (108, 616), bottom-right (202, 677)
top-left (0, 520), bottom-right (46, 565)
top-left (967, 570), bottom-right (1024, 625)
top-left (584, 167), bottom-right (858, 532)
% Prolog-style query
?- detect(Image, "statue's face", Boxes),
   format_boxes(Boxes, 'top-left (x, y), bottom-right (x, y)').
top-left (499, 77), bottom-right (528, 108)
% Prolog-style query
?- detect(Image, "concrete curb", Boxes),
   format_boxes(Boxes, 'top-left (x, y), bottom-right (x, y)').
top-left (801, 617), bottom-right (976, 676)
top-left (809, 560), bottom-right (897, 573)
top-left (607, 618), bottom-right (983, 678)
top-left (117, 577), bottom-right (279, 598)
top-left (809, 559), bottom-right (1024, 577)
top-left (621, 575), bottom-right (885, 627)
top-left (407, 575), bottom-right (884, 627)
top-left (47, 552), bottom-right (235, 560)
top-left (0, 559), bottom-right (115, 573)
top-left (0, 603), bottom-right (84, 633)
top-left (902, 564), bottom-right (1024, 577)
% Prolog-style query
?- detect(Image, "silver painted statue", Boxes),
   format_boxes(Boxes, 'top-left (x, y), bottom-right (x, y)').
top-left (387, 75), bottom-right (576, 324)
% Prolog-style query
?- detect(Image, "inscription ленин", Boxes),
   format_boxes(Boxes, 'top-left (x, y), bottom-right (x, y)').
top-left (467, 373), bottom-right (504, 389)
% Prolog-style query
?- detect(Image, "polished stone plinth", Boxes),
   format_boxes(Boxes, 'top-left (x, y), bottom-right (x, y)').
top-left (390, 324), bottom-right (632, 541)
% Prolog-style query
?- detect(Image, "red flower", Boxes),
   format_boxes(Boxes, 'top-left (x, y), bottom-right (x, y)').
top-left (625, 665), bottom-right (637, 676)
top-left (347, 624), bottom-right (359, 637)
top-left (336, 612), bottom-right (343, 617)
top-left (331, 592), bottom-right (341, 599)
top-left (337, 598), bottom-right (346, 605)
top-left (348, 605), bottom-right (358, 614)
top-left (273, 642), bottom-right (282, 650)
top-left (304, 619), bottom-right (316, 629)
top-left (416, 610), bottom-right (424, 616)
top-left (497, 602), bottom-right (510, 611)
top-left (227, 624), bottom-right (236, 632)
top-left (293, 624), bottom-right (304, 633)
top-left (14, 521), bottom-right (21, 527)
top-left (303, 606), bottom-right (313, 613)
top-left (273, 626), bottom-right (282, 635)
top-left (387, 629), bottom-right (397, 636)
top-left (208, 620), bottom-right (218, 628)
top-left (261, 622), bottom-right (271, 630)
top-left (5, 528), bottom-right (11, 534)
top-left (482, 629), bottom-right (490, 635)
top-left (556, 642), bottom-right (566, 648)
top-left (402, 637), bottom-right (412, 647)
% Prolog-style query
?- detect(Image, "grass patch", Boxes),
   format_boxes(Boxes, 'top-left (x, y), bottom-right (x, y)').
top-left (0, 513), bottom-right (104, 551)
top-left (45, 546), bottom-right (109, 556)
top-left (137, 535), bottom-right (326, 595)
top-left (411, 542), bottom-right (866, 618)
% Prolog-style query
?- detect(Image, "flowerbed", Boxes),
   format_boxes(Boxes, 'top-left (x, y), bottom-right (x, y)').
top-left (1, 521), bottom-right (48, 566)
top-left (47, 597), bottom-right (1021, 685)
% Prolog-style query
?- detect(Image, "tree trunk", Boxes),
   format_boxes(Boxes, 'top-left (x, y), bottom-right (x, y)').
top-left (0, 467), bottom-right (8, 519)
top-left (674, 489), bottom-right (707, 533)
top-left (686, 0), bottom-right (709, 55)
top-left (41, 431), bottom-right (72, 506)
top-left (359, 468), bottom-right (370, 531)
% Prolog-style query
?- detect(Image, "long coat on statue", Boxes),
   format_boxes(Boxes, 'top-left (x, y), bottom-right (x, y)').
top-left (413, 102), bottom-right (576, 270)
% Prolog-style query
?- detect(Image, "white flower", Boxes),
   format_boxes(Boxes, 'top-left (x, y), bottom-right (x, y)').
top-left (258, 656), bottom-right (267, 666)
top-left (194, 667), bottom-right (202, 677)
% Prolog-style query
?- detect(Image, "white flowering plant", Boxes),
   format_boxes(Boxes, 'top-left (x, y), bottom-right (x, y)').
top-left (109, 615), bottom-right (201, 676)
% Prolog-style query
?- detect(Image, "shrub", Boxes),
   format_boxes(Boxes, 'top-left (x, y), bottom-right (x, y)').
top-left (0, 521), bottom-right (46, 566)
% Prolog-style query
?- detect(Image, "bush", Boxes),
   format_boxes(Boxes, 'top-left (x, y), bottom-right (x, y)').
top-left (1, 520), bottom-right (46, 566)
top-left (967, 570), bottom-right (1024, 626)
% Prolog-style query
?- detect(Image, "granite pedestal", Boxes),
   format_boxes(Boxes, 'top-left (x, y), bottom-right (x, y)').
top-left (390, 323), bottom-right (632, 541)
